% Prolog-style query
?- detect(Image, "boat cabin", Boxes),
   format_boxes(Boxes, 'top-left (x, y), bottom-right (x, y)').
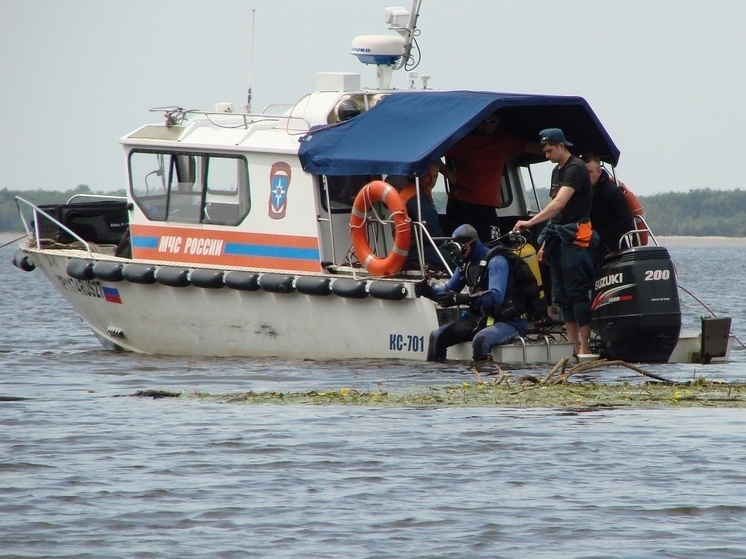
top-left (97, 73), bottom-right (618, 281)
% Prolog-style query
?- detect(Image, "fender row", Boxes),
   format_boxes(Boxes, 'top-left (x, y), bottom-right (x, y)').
top-left (61, 257), bottom-right (409, 301)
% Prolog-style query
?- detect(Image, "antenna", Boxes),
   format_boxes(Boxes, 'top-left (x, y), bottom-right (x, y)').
top-left (390, 0), bottom-right (422, 71)
top-left (351, 1), bottom-right (423, 89)
top-left (246, 9), bottom-right (256, 113)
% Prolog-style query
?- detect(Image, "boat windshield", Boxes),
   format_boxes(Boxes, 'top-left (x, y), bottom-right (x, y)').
top-left (128, 150), bottom-right (250, 226)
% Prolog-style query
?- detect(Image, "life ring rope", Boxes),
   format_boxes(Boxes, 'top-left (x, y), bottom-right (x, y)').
top-left (349, 180), bottom-right (411, 276)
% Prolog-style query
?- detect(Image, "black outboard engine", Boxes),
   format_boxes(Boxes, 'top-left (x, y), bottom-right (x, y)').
top-left (591, 246), bottom-right (681, 362)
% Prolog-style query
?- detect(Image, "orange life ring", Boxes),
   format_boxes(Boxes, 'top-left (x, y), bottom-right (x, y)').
top-left (618, 182), bottom-right (644, 217)
top-left (618, 181), bottom-right (649, 246)
top-left (349, 180), bottom-right (411, 276)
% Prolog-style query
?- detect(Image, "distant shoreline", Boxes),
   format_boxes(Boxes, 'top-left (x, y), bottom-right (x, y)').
top-left (656, 236), bottom-right (746, 247)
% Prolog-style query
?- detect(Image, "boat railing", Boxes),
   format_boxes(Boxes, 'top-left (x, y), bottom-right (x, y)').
top-left (152, 105), bottom-right (312, 134)
top-left (262, 103), bottom-right (295, 114)
top-left (336, 218), bottom-right (453, 279)
top-left (15, 196), bottom-right (94, 255)
top-left (410, 222), bottom-right (454, 276)
top-left (621, 215), bottom-right (658, 248)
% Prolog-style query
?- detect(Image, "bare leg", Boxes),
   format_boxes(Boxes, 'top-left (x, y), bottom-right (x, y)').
top-left (579, 323), bottom-right (592, 355)
top-left (565, 321), bottom-right (580, 355)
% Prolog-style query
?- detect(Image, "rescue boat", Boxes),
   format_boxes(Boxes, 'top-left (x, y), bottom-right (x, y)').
top-left (12, 2), bottom-right (733, 364)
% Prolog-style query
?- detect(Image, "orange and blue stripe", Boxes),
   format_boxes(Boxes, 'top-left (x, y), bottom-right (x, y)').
top-left (130, 224), bottom-right (321, 272)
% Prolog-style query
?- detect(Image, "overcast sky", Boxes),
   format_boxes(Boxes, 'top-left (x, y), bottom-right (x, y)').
top-left (2, 0), bottom-right (744, 197)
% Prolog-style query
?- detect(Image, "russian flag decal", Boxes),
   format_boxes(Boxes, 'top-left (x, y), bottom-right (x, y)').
top-left (102, 286), bottom-right (123, 304)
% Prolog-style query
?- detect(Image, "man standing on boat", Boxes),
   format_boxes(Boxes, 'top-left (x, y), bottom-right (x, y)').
top-left (513, 129), bottom-right (597, 356)
top-left (440, 113), bottom-right (528, 242)
top-left (415, 224), bottom-right (528, 363)
top-left (582, 153), bottom-right (635, 267)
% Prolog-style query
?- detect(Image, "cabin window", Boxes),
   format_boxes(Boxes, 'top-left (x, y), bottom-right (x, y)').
top-left (519, 166), bottom-right (543, 213)
top-left (319, 175), bottom-right (380, 213)
top-left (128, 150), bottom-right (250, 226)
top-left (499, 171), bottom-right (514, 209)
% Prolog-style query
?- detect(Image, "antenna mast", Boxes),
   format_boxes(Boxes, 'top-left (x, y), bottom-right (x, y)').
top-left (392, 0), bottom-right (422, 71)
top-left (246, 9), bottom-right (256, 113)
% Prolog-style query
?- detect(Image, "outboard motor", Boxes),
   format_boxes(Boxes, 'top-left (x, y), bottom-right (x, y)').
top-left (591, 246), bottom-right (681, 362)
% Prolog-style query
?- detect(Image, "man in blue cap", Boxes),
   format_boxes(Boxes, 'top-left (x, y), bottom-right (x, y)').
top-left (513, 128), bottom-right (597, 356)
top-left (414, 224), bottom-right (528, 362)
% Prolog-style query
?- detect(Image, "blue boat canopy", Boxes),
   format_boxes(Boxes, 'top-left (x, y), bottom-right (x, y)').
top-left (298, 90), bottom-right (620, 177)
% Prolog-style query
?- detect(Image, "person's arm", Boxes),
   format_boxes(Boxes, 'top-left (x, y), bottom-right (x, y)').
top-left (417, 267), bottom-right (465, 301)
top-left (430, 268), bottom-right (466, 298)
top-left (513, 186), bottom-right (574, 231)
top-left (472, 256), bottom-right (509, 311)
top-left (537, 241), bottom-right (548, 263)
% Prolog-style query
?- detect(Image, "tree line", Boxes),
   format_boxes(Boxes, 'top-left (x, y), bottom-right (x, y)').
top-left (533, 187), bottom-right (746, 237)
top-left (2, 185), bottom-right (745, 237)
top-left (1, 185), bottom-right (125, 235)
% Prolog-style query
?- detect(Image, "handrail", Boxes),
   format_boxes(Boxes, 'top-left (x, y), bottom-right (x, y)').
top-left (620, 215), bottom-right (658, 248)
top-left (262, 103), bottom-right (294, 114)
top-left (14, 196), bottom-right (93, 254)
top-left (411, 221), bottom-right (453, 276)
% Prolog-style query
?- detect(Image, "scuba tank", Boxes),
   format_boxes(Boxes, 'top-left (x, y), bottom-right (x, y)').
top-left (591, 245), bottom-right (681, 362)
top-left (515, 243), bottom-right (545, 303)
top-left (481, 233), bottom-right (547, 322)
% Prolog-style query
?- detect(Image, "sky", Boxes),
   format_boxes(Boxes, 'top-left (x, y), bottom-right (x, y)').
top-left (2, 0), bottom-right (745, 197)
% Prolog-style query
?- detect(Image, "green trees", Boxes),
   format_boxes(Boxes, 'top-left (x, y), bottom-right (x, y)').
top-left (1, 186), bottom-right (745, 237)
top-left (640, 189), bottom-right (746, 236)
top-left (1, 186), bottom-right (126, 233)
top-left (531, 187), bottom-right (746, 237)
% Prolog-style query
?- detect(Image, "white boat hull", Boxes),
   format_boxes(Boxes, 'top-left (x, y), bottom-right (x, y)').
top-left (30, 249), bottom-right (438, 360)
top-left (24, 248), bottom-right (578, 364)
top-left (668, 330), bottom-right (734, 364)
top-left (22, 247), bottom-right (733, 366)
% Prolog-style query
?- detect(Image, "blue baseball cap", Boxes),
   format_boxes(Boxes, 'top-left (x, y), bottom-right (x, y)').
top-left (539, 128), bottom-right (573, 147)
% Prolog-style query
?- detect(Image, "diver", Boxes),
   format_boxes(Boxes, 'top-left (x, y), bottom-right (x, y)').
top-left (414, 224), bottom-right (531, 364)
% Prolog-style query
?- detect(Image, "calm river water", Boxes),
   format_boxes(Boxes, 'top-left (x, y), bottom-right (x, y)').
top-left (1, 236), bottom-right (745, 558)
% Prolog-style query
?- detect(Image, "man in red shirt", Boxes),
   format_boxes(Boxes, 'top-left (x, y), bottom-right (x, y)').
top-left (440, 113), bottom-right (527, 241)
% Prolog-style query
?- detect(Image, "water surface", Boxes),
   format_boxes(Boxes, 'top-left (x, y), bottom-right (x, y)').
top-left (1, 237), bottom-right (745, 558)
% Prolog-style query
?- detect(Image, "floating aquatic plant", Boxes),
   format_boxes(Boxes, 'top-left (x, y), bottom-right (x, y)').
top-left (130, 358), bottom-right (746, 408)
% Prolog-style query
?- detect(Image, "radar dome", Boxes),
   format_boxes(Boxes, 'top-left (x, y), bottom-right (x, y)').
top-left (350, 35), bottom-right (404, 66)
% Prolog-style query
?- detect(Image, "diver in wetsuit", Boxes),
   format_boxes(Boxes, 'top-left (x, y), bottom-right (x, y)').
top-left (415, 224), bottom-right (528, 362)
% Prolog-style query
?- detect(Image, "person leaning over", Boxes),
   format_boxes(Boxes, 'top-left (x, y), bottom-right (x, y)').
top-left (513, 128), bottom-right (598, 356)
top-left (439, 113), bottom-right (528, 242)
top-left (414, 224), bottom-right (528, 363)
top-left (582, 153), bottom-right (635, 267)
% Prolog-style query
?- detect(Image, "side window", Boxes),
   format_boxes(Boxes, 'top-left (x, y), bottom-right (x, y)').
top-left (203, 156), bottom-right (250, 225)
top-left (499, 170), bottom-right (514, 209)
top-left (129, 150), bottom-right (249, 225)
top-left (319, 175), bottom-right (378, 213)
top-left (130, 152), bottom-right (168, 221)
top-left (167, 154), bottom-right (203, 223)
top-left (519, 166), bottom-right (542, 213)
